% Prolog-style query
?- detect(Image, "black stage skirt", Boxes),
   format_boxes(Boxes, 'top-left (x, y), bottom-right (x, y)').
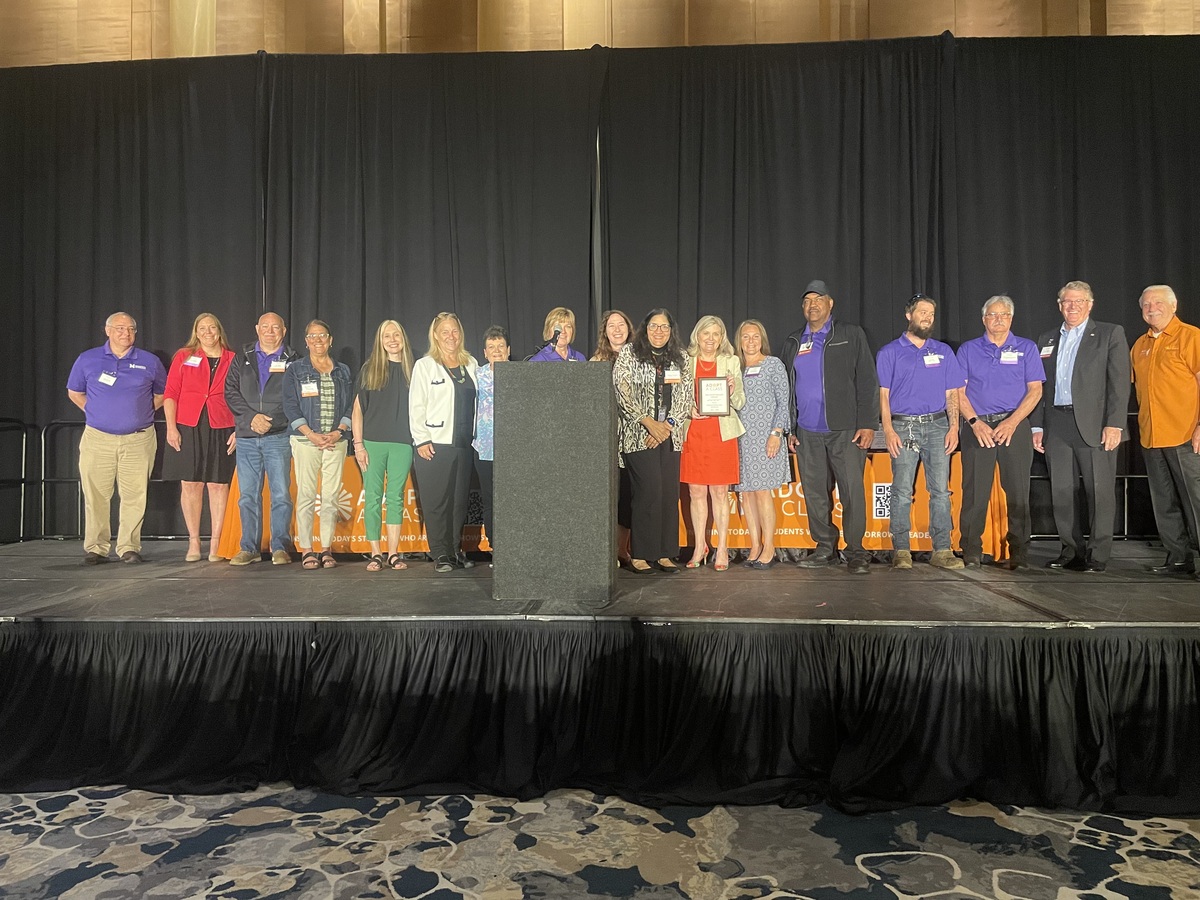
top-left (163, 409), bottom-right (235, 484)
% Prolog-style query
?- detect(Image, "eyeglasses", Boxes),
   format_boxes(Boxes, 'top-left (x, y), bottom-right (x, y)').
top-left (1058, 299), bottom-right (1090, 307)
top-left (646, 323), bottom-right (671, 332)
top-left (305, 333), bottom-right (331, 342)
top-left (984, 312), bottom-right (1012, 320)
top-left (108, 325), bottom-right (136, 333)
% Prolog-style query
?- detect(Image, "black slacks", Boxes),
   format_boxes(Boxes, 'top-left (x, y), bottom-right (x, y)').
top-left (623, 442), bottom-right (681, 561)
top-left (958, 419), bottom-right (1033, 559)
top-left (1044, 405), bottom-right (1119, 563)
top-left (794, 428), bottom-right (869, 561)
top-left (412, 444), bottom-right (473, 560)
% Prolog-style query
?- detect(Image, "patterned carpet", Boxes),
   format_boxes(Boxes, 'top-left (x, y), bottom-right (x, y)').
top-left (1, 785), bottom-right (1197, 898)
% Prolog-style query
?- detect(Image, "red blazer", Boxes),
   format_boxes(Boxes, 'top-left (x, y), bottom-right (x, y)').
top-left (164, 347), bottom-right (236, 428)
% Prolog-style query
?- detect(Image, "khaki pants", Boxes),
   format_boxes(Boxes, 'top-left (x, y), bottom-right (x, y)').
top-left (290, 435), bottom-right (347, 550)
top-left (79, 425), bottom-right (157, 556)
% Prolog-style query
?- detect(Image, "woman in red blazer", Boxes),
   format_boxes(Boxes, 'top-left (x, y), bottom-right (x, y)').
top-left (163, 313), bottom-right (237, 561)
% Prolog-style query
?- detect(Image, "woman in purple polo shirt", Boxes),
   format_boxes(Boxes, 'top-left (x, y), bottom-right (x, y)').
top-left (528, 307), bottom-right (587, 363)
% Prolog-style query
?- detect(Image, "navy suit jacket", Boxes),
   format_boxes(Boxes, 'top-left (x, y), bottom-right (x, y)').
top-left (1031, 319), bottom-right (1131, 447)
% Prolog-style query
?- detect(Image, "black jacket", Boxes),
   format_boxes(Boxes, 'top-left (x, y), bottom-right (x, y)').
top-left (779, 319), bottom-right (879, 433)
top-left (225, 342), bottom-right (302, 439)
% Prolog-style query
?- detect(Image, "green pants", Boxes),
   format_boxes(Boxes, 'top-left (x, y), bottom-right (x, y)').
top-left (363, 441), bottom-right (413, 541)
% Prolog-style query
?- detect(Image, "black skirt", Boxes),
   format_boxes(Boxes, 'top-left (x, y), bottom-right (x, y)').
top-left (163, 409), bottom-right (236, 484)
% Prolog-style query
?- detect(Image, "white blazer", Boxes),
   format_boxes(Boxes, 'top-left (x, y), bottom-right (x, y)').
top-left (409, 355), bottom-right (479, 447)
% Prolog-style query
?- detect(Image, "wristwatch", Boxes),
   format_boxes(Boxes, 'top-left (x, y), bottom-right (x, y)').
top-left (967, 416), bottom-right (978, 426)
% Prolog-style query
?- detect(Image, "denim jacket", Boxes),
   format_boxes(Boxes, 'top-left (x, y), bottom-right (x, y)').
top-left (282, 357), bottom-right (354, 438)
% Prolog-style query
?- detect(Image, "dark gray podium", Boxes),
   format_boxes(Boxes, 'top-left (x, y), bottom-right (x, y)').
top-left (492, 362), bottom-right (616, 606)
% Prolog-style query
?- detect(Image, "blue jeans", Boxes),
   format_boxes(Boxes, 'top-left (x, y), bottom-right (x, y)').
top-left (888, 418), bottom-right (952, 551)
top-left (236, 431), bottom-right (293, 553)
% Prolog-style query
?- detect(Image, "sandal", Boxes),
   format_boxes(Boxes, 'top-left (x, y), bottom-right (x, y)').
top-left (387, 553), bottom-right (408, 570)
top-left (366, 554), bottom-right (385, 572)
top-left (301, 551), bottom-right (320, 570)
top-left (319, 550), bottom-right (337, 569)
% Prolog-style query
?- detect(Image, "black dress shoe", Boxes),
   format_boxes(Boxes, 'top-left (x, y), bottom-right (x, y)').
top-left (83, 551), bottom-right (108, 566)
top-left (1148, 562), bottom-right (1195, 575)
top-left (963, 556), bottom-right (982, 569)
top-left (846, 558), bottom-right (870, 575)
top-left (1047, 554), bottom-right (1085, 571)
top-left (1084, 558), bottom-right (1107, 573)
top-left (120, 551), bottom-right (144, 564)
top-left (798, 554), bottom-right (837, 569)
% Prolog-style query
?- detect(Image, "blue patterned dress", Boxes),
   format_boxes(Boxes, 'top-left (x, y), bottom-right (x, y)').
top-left (735, 355), bottom-right (791, 492)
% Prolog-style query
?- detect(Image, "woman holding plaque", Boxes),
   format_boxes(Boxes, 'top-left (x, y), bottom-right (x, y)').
top-left (351, 319), bottom-right (415, 572)
top-left (612, 309), bottom-right (692, 574)
top-left (734, 320), bottom-right (790, 569)
top-left (592, 309), bottom-right (635, 567)
top-left (680, 315), bottom-right (745, 571)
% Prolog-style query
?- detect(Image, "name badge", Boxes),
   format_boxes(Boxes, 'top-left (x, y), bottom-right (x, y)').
top-left (923, 352), bottom-right (942, 368)
top-left (98, 372), bottom-right (117, 386)
top-left (664, 367), bottom-right (681, 384)
top-left (1040, 345), bottom-right (1054, 358)
top-left (797, 341), bottom-right (814, 355)
top-left (269, 359), bottom-right (288, 373)
top-left (1000, 350), bottom-right (1020, 365)
top-left (745, 365), bottom-right (761, 376)
top-left (300, 380), bottom-right (319, 398)
top-left (184, 355), bottom-right (203, 367)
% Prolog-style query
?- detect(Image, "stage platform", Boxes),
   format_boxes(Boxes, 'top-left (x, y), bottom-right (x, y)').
top-left (2, 539), bottom-right (1199, 815)
top-left (1, 539), bottom-right (1196, 624)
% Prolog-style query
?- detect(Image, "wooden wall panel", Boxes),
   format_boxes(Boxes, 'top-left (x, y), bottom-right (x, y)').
top-left (564, 0), bottom-right (611, 48)
top-left (611, 0), bottom-right (686, 47)
top-left (869, 0), bottom-right (954, 36)
top-left (172, 0), bottom-right (217, 55)
top-left (216, 0), bottom-right (267, 54)
top-left (1108, 0), bottom-right (1196, 33)
top-left (688, 0), bottom-right (755, 44)
top-left (755, 0), bottom-right (822, 43)
top-left (478, 0), bottom-right (563, 50)
top-left (77, 0), bottom-right (133, 61)
top-left (344, 0), bottom-right (382, 52)
top-left (404, 0), bottom-right (476, 52)
top-left (0, 3), bottom-right (60, 67)
top-left (956, 0), bottom-right (1045, 35)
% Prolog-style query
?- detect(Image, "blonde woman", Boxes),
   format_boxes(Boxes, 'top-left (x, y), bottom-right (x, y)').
top-left (352, 320), bottom-right (415, 571)
top-left (680, 315), bottom-right (745, 571)
top-left (163, 313), bottom-right (236, 562)
top-left (734, 320), bottom-right (790, 569)
top-left (529, 307), bottom-right (587, 362)
top-left (409, 312), bottom-right (479, 573)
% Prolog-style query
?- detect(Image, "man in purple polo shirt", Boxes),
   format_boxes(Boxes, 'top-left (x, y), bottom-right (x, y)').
top-left (955, 295), bottom-right (1044, 570)
top-left (66, 312), bottom-right (167, 565)
top-left (877, 294), bottom-right (966, 570)
top-left (781, 280), bottom-right (878, 575)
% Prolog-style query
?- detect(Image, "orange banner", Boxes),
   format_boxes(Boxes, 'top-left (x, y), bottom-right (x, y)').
top-left (680, 454), bottom-right (1008, 555)
top-left (220, 454), bottom-right (1007, 558)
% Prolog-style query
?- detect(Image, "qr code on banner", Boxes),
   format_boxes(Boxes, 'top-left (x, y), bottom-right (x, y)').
top-left (874, 483), bottom-right (892, 519)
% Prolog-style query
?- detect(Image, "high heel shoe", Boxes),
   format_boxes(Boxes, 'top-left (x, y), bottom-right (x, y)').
top-left (685, 547), bottom-right (710, 569)
top-left (713, 550), bottom-right (730, 572)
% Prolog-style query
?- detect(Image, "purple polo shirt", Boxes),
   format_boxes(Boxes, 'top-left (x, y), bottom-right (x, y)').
top-left (67, 344), bottom-right (167, 435)
top-left (529, 344), bottom-right (587, 363)
top-left (256, 342), bottom-right (285, 392)
top-left (876, 333), bottom-right (965, 416)
top-left (955, 333), bottom-right (1044, 415)
top-left (792, 320), bottom-right (831, 433)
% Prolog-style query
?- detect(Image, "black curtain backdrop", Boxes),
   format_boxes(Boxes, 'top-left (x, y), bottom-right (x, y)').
top-left (600, 38), bottom-right (948, 351)
top-left (0, 56), bottom-right (263, 427)
top-left (1, 36), bottom-right (1197, 426)
top-left (261, 50), bottom-right (607, 369)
